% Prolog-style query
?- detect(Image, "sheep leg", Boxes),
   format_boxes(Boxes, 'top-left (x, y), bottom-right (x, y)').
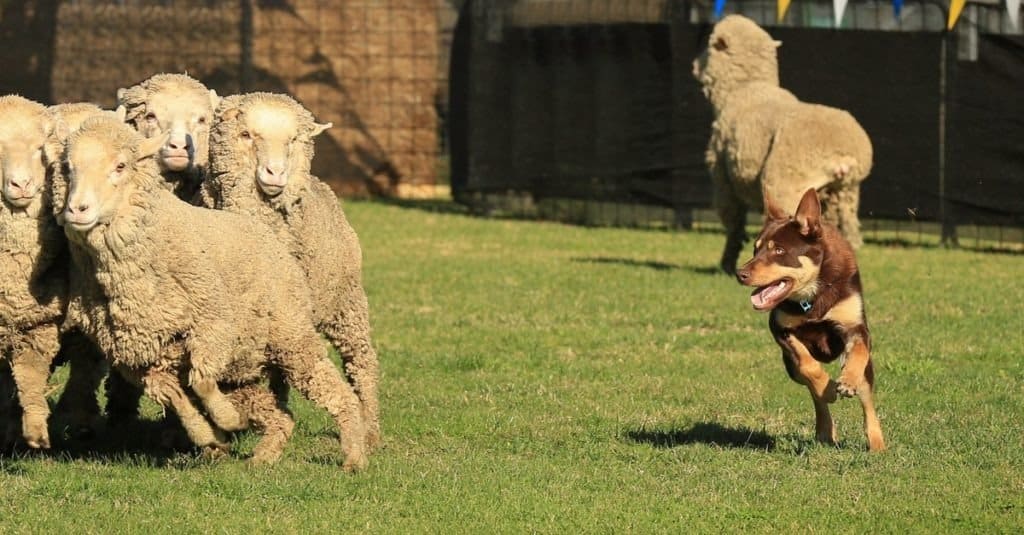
top-left (186, 327), bottom-right (247, 432)
top-left (716, 191), bottom-right (748, 274)
top-left (226, 383), bottom-right (295, 465)
top-left (9, 325), bottom-right (60, 449)
top-left (274, 329), bottom-right (367, 472)
top-left (52, 331), bottom-right (106, 438)
top-left (836, 186), bottom-right (864, 249)
top-left (0, 363), bottom-right (21, 451)
top-left (324, 288), bottom-right (382, 451)
top-left (117, 365), bottom-right (228, 452)
top-left (104, 370), bottom-right (146, 422)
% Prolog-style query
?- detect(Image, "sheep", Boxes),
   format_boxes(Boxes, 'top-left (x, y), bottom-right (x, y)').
top-left (0, 95), bottom-right (69, 450)
top-left (201, 92), bottom-right (382, 451)
top-left (693, 14), bottom-right (873, 274)
top-left (117, 73), bottom-right (219, 202)
top-left (60, 115), bottom-right (368, 469)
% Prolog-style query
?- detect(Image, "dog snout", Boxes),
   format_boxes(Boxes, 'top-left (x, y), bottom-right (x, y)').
top-left (735, 268), bottom-right (751, 284)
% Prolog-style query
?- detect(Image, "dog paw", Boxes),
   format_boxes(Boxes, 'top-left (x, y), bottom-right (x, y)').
top-left (836, 380), bottom-right (859, 398)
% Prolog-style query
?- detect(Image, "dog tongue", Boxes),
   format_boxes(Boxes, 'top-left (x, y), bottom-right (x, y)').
top-left (751, 281), bottom-right (787, 308)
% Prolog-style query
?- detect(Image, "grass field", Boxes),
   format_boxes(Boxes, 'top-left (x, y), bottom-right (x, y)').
top-left (1, 200), bottom-right (1022, 533)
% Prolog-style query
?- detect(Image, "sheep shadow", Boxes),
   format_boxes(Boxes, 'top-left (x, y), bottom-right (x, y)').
top-left (0, 417), bottom-right (211, 468)
top-left (571, 256), bottom-right (682, 271)
top-left (625, 422), bottom-right (776, 451)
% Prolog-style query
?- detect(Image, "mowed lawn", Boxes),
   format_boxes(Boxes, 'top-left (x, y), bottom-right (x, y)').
top-left (2, 200), bottom-right (1022, 532)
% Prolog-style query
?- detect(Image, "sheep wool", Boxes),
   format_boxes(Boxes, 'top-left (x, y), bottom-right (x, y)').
top-left (0, 95), bottom-right (67, 449)
top-left (117, 73), bottom-right (219, 202)
top-left (205, 92), bottom-right (382, 451)
top-left (62, 116), bottom-right (367, 469)
top-left (694, 15), bottom-right (872, 273)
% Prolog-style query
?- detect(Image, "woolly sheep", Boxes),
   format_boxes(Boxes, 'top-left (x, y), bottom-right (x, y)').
top-left (0, 95), bottom-right (69, 449)
top-left (117, 73), bottom-right (219, 202)
top-left (693, 15), bottom-right (872, 273)
top-left (201, 92), bottom-right (382, 450)
top-left (61, 116), bottom-right (367, 469)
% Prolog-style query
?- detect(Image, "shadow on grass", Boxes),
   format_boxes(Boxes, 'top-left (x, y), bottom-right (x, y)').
top-left (573, 256), bottom-right (733, 276)
top-left (0, 416), bottom-right (214, 468)
top-left (625, 422), bottom-right (776, 451)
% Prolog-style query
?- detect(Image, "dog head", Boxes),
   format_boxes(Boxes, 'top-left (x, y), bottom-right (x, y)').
top-left (736, 189), bottom-right (824, 311)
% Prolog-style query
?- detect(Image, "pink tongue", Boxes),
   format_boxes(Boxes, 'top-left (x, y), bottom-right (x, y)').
top-left (751, 281), bottom-right (785, 307)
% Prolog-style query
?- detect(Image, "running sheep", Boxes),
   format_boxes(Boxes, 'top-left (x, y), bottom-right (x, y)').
top-left (60, 115), bottom-right (367, 469)
top-left (201, 92), bottom-right (382, 450)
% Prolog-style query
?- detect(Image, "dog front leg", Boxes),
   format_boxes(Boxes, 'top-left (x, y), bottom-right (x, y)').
top-left (784, 335), bottom-right (838, 445)
top-left (837, 337), bottom-right (886, 452)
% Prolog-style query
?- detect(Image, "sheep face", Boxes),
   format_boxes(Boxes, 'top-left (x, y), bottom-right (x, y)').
top-left (63, 121), bottom-right (164, 233)
top-left (132, 90), bottom-right (216, 174)
top-left (692, 15), bottom-right (781, 105)
top-left (0, 105), bottom-right (51, 209)
top-left (219, 98), bottom-right (330, 197)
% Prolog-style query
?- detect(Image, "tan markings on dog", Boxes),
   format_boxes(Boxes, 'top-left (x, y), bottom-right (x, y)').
top-left (858, 386), bottom-right (886, 452)
top-left (746, 255), bottom-right (821, 296)
top-left (772, 308), bottom-right (805, 329)
top-left (767, 240), bottom-right (774, 250)
top-left (787, 335), bottom-right (837, 402)
top-left (786, 335), bottom-right (838, 444)
top-left (824, 293), bottom-right (864, 330)
top-left (837, 336), bottom-right (870, 394)
top-left (754, 238), bottom-right (763, 249)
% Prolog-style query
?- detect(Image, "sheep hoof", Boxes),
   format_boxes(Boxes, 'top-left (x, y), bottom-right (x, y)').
top-left (201, 443), bottom-right (230, 460)
top-left (342, 452), bottom-right (369, 473)
top-left (248, 449), bottom-right (284, 466)
top-left (24, 424), bottom-right (51, 450)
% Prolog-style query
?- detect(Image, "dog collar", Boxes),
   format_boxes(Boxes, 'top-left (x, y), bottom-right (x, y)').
top-left (799, 300), bottom-right (812, 312)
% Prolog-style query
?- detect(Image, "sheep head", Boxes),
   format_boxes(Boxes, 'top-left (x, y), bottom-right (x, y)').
top-left (63, 116), bottom-right (165, 233)
top-left (0, 95), bottom-right (53, 210)
top-left (117, 73), bottom-right (219, 176)
top-left (211, 92), bottom-right (330, 198)
top-left (692, 15), bottom-right (781, 109)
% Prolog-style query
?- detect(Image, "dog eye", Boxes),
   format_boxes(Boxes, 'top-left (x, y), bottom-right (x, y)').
top-left (774, 246), bottom-right (785, 255)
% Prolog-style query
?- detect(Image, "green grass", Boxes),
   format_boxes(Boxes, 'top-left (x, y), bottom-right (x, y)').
top-left (2, 200), bottom-right (1023, 533)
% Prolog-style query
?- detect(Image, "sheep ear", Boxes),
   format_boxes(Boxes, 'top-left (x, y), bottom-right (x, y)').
top-left (763, 190), bottom-right (788, 222)
top-left (137, 133), bottom-right (168, 161)
top-left (208, 89), bottom-right (221, 110)
top-left (116, 87), bottom-right (128, 106)
top-left (114, 105), bottom-right (127, 122)
top-left (712, 35), bottom-right (728, 52)
top-left (219, 106), bottom-right (242, 122)
top-left (311, 122), bottom-right (332, 137)
top-left (794, 188), bottom-right (821, 237)
top-left (773, 40), bottom-right (783, 48)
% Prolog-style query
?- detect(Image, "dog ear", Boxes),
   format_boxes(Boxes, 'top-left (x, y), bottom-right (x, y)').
top-left (763, 190), bottom-right (788, 221)
top-left (794, 188), bottom-right (821, 237)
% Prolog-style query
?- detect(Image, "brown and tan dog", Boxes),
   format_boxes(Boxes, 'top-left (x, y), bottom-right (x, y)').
top-left (736, 188), bottom-right (885, 452)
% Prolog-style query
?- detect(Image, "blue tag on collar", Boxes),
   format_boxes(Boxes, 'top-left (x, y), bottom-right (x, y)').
top-left (799, 300), bottom-right (812, 312)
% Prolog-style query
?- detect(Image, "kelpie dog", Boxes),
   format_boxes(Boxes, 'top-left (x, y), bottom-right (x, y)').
top-left (736, 188), bottom-right (885, 451)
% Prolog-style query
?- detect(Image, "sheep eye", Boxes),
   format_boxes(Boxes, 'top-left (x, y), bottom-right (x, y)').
top-left (115, 162), bottom-right (127, 172)
top-left (145, 112), bottom-right (157, 121)
top-left (197, 117), bottom-right (207, 125)
top-left (240, 131), bottom-right (251, 139)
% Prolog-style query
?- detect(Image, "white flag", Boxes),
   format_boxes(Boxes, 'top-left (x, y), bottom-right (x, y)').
top-left (1009, 0), bottom-right (1021, 29)
top-left (834, 0), bottom-right (849, 27)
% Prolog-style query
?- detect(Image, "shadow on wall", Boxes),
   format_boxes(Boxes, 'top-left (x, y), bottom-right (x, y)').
top-left (0, 0), bottom-right (59, 102)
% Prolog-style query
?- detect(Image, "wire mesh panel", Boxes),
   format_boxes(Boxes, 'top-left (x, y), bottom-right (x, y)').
top-left (4, 0), bottom-right (442, 197)
top-left (449, 0), bottom-right (1024, 244)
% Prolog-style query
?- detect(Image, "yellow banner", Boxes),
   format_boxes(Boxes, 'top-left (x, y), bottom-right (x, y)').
top-left (777, 0), bottom-right (792, 22)
top-left (947, 0), bottom-right (966, 29)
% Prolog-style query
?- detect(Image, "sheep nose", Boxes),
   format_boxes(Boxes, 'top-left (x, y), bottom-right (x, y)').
top-left (67, 202), bottom-right (89, 215)
top-left (8, 176), bottom-right (30, 190)
top-left (264, 166), bottom-right (277, 176)
top-left (168, 139), bottom-right (183, 150)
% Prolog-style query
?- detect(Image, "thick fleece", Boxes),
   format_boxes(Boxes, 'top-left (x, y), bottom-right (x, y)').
top-left (694, 15), bottom-right (872, 273)
top-left (0, 95), bottom-right (68, 449)
top-left (61, 117), bottom-right (367, 469)
top-left (202, 92), bottom-right (382, 450)
top-left (118, 73), bottom-right (219, 202)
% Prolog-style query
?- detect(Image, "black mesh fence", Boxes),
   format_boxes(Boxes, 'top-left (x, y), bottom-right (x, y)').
top-left (449, 0), bottom-right (1024, 247)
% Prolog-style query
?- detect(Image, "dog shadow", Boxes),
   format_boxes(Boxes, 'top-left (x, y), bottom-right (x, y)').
top-left (625, 422), bottom-right (776, 451)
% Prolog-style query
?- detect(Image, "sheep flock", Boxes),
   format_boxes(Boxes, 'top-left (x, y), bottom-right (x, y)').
top-left (0, 74), bottom-right (379, 470)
